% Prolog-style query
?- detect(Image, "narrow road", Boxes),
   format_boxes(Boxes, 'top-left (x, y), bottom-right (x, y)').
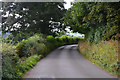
top-left (23, 44), bottom-right (116, 78)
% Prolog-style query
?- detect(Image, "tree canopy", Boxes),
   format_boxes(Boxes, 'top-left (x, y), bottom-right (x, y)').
top-left (2, 2), bottom-right (66, 35)
top-left (63, 2), bottom-right (120, 43)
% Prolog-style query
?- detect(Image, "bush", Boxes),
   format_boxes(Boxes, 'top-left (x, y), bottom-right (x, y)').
top-left (2, 51), bottom-right (19, 79)
top-left (66, 36), bottom-right (72, 44)
top-left (46, 35), bottom-right (55, 43)
top-left (36, 43), bottom-right (48, 56)
top-left (1, 42), bottom-right (19, 79)
top-left (46, 35), bottom-right (56, 51)
top-left (54, 35), bottom-right (84, 45)
top-left (55, 37), bottom-right (63, 44)
top-left (4, 32), bottom-right (34, 45)
top-left (1, 39), bottom-right (42, 79)
top-left (16, 54), bottom-right (41, 78)
top-left (16, 34), bottom-right (46, 57)
top-left (60, 35), bottom-right (68, 43)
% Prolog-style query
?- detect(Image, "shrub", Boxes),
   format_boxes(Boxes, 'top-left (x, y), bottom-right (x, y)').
top-left (55, 37), bottom-right (63, 43)
top-left (55, 35), bottom-right (84, 45)
top-left (2, 51), bottom-right (19, 79)
top-left (16, 34), bottom-right (46, 57)
top-left (4, 32), bottom-right (34, 45)
top-left (1, 42), bottom-right (19, 79)
top-left (16, 54), bottom-right (41, 78)
top-left (46, 35), bottom-right (59, 49)
top-left (67, 36), bottom-right (73, 44)
top-left (36, 43), bottom-right (48, 56)
top-left (46, 35), bottom-right (55, 43)
top-left (1, 39), bottom-right (42, 79)
top-left (60, 35), bottom-right (68, 43)
top-left (55, 37), bottom-right (59, 42)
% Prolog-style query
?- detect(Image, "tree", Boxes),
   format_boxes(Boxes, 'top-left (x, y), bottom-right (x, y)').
top-left (2, 2), bottom-right (66, 35)
top-left (63, 2), bottom-right (95, 34)
top-left (63, 2), bottom-right (120, 43)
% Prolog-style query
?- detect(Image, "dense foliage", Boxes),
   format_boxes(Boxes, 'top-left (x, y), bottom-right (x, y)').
top-left (2, 2), bottom-right (66, 35)
top-left (1, 33), bottom-right (83, 79)
top-left (63, 2), bottom-right (120, 43)
top-left (2, 1), bottom-right (119, 79)
top-left (16, 34), bottom-right (84, 58)
top-left (2, 43), bottom-right (19, 78)
top-left (16, 34), bottom-right (47, 57)
top-left (64, 2), bottom-right (120, 77)
top-left (2, 53), bottom-right (41, 79)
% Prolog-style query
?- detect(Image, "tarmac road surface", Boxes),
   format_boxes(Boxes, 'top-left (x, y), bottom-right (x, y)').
top-left (23, 44), bottom-right (117, 79)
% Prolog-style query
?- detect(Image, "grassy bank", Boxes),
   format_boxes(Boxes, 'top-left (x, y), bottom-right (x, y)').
top-left (78, 40), bottom-right (119, 76)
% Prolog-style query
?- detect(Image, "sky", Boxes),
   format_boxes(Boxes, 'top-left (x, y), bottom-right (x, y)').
top-left (64, 0), bottom-right (74, 33)
top-left (64, 0), bottom-right (74, 9)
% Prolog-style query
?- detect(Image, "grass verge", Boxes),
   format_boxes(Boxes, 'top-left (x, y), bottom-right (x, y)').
top-left (78, 40), bottom-right (119, 76)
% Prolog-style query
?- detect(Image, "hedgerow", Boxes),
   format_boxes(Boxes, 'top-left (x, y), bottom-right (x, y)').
top-left (2, 33), bottom-right (83, 79)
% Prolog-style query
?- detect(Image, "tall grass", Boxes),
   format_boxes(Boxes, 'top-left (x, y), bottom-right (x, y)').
top-left (78, 40), bottom-right (119, 76)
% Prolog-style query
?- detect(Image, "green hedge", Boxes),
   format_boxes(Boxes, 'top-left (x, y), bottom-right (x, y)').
top-left (16, 34), bottom-right (84, 58)
top-left (54, 35), bottom-right (84, 45)
top-left (2, 33), bottom-right (84, 79)
top-left (16, 34), bottom-right (47, 57)
top-left (2, 54), bottom-right (41, 79)
top-left (15, 54), bottom-right (41, 78)
top-left (2, 42), bottom-right (19, 78)
top-left (2, 51), bottom-right (19, 78)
